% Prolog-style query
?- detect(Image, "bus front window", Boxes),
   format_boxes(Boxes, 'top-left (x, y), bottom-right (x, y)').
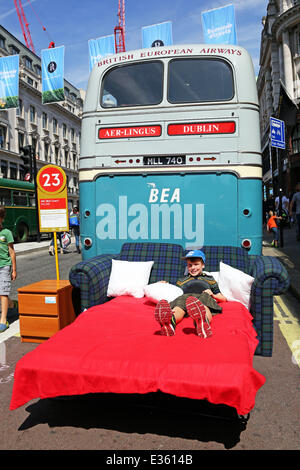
top-left (168, 58), bottom-right (234, 104)
top-left (101, 61), bottom-right (163, 108)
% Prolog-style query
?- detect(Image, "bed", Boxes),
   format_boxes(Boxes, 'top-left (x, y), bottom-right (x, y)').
top-left (10, 294), bottom-right (265, 416)
top-left (10, 242), bottom-right (289, 416)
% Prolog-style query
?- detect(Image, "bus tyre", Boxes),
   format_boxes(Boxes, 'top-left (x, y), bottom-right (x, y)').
top-left (16, 223), bottom-right (29, 243)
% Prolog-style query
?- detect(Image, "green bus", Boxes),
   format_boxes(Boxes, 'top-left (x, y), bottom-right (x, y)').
top-left (0, 178), bottom-right (38, 242)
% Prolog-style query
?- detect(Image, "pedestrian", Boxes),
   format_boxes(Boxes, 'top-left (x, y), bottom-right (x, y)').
top-left (49, 232), bottom-right (67, 255)
top-left (267, 210), bottom-right (281, 247)
top-left (0, 206), bottom-right (18, 333)
top-left (290, 182), bottom-right (300, 241)
top-left (154, 250), bottom-right (227, 338)
top-left (69, 206), bottom-right (80, 254)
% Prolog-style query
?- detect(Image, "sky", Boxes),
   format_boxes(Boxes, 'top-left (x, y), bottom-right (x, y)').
top-left (0, 0), bottom-right (269, 91)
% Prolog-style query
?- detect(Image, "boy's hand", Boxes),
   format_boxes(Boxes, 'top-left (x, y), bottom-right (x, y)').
top-left (203, 289), bottom-right (214, 297)
top-left (11, 270), bottom-right (17, 281)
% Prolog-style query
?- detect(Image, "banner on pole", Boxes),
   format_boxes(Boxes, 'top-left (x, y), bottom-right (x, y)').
top-left (88, 35), bottom-right (115, 72)
top-left (201, 4), bottom-right (237, 45)
top-left (0, 55), bottom-right (19, 110)
top-left (41, 46), bottom-right (65, 104)
top-left (142, 21), bottom-right (173, 48)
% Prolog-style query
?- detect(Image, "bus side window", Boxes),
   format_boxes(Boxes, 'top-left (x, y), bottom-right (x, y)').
top-left (0, 189), bottom-right (11, 205)
top-left (13, 191), bottom-right (28, 206)
top-left (29, 194), bottom-right (36, 207)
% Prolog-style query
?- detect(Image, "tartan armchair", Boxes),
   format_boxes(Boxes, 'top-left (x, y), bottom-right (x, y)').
top-left (69, 243), bottom-right (289, 357)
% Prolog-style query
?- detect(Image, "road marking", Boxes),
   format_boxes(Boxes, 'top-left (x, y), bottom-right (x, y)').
top-left (274, 296), bottom-right (300, 368)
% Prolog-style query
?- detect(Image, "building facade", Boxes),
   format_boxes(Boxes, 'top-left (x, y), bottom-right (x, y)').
top-left (0, 25), bottom-right (83, 208)
top-left (257, 0), bottom-right (300, 201)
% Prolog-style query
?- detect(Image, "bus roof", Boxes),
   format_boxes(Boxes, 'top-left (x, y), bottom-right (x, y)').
top-left (84, 44), bottom-right (258, 112)
top-left (0, 178), bottom-right (34, 190)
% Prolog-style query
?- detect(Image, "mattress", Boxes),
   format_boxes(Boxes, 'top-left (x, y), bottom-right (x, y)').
top-left (10, 295), bottom-right (265, 415)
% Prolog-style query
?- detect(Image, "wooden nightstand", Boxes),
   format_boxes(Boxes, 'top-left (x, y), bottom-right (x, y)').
top-left (18, 280), bottom-right (76, 343)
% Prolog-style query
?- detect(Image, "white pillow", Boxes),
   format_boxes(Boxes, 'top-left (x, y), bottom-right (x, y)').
top-left (218, 261), bottom-right (254, 309)
top-left (107, 259), bottom-right (154, 298)
top-left (144, 282), bottom-right (184, 304)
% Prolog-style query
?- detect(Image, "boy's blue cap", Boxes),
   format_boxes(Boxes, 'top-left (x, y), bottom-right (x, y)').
top-left (183, 250), bottom-right (206, 263)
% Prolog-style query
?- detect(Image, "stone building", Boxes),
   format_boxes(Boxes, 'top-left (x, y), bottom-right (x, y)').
top-left (257, 0), bottom-right (300, 200)
top-left (0, 25), bottom-right (83, 208)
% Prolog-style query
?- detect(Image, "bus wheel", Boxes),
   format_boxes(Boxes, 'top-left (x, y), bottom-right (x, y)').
top-left (16, 223), bottom-right (29, 243)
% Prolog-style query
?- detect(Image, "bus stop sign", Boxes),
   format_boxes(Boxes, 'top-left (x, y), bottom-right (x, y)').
top-left (270, 117), bottom-right (285, 149)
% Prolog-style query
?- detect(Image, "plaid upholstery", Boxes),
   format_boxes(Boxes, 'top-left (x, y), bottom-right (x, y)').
top-left (120, 243), bottom-right (185, 284)
top-left (196, 246), bottom-right (250, 273)
top-left (248, 256), bottom-right (290, 356)
top-left (69, 243), bottom-right (289, 357)
top-left (69, 254), bottom-right (117, 310)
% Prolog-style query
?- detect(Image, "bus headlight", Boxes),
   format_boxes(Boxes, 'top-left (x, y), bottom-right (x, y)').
top-left (241, 239), bottom-right (251, 250)
top-left (84, 237), bottom-right (93, 248)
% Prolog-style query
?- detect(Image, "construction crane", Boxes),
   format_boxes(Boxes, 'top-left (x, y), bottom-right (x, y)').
top-left (14, 0), bottom-right (35, 53)
top-left (114, 0), bottom-right (126, 53)
top-left (13, 0), bottom-right (55, 52)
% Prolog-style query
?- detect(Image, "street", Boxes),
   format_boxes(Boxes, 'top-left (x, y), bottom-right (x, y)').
top-left (0, 235), bottom-right (300, 451)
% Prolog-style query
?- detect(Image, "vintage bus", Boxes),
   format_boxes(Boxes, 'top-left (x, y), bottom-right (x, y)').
top-left (79, 45), bottom-right (262, 258)
top-left (0, 178), bottom-right (38, 242)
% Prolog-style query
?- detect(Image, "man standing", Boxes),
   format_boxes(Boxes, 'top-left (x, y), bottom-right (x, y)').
top-left (69, 206), bottom-right (81, 254)
top-left (290, 183), bottom-right (300, 241)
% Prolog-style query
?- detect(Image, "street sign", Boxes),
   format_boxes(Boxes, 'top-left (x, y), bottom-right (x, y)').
top-left (270, 117), bottom-right (285, 149)
top-left (36, 165), bottom-right (69, 233)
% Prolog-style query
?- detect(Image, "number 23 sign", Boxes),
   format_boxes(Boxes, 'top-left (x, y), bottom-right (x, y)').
top-left (36, 165), bottom-right (69, 232)
top-left (37, 165), bottom-right (66, 194)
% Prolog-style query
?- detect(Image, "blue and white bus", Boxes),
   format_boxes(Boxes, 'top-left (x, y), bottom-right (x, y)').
top-left (79, 44), bottom-right (262, 258)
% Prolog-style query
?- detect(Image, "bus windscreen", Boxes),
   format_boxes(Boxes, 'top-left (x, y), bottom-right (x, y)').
top-left (101, 61), bottom-right (163, 108)
top-left (168, 58), bottom-right (234, 103)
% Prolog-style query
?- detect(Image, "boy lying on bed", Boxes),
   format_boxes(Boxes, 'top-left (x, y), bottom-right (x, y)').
top-left (155, 250), bottom-right (227, 338)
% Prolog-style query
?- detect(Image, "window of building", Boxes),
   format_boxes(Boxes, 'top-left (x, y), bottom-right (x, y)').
top-left (29, 105), bottom-right (36, 123)
top-left (44, 142), bottom-right (49, 162)
top-left (24, 56), bottom-right (33, 70)
top-left (0, 161), bottom-right (8, 179)
top-left (292, 123), bottom-right (300, 154)
top-left (53, 118), bottom-right (58, 134)
top-left (10, 45), bottom-right (20, 55)
top-left (0, 126), bottom-right (6, 148)
top-left (18, 132), bottom-right (24, 152)
top-left (27, 77), bottom-right (33, 86)
top-left (16, 99), bottom-right (23, 117)
top-left (35, 65), bottom-right (41, 76)
top-left (10, 163), bottom-right (17, 180)
top-left (55, 146), bottom-right (59, 165)
top-left (0, 36), bottom-right (5, 50)
top-left (71, 128), bottom-right (75, 141)
top-left (63, 123), bottom-right (67, 138)
top-left (42, 112), bottom-right (48, 129)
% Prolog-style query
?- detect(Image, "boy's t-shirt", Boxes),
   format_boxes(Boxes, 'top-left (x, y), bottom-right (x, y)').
top-left (0, 228), bottom-right (14, 268)
top-left (267, 216), bottom-right (277, 229)
top-left (176, 273), bottom-right (220, 295)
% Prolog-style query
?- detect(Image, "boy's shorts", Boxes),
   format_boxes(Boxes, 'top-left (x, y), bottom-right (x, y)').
top-left (170, 292), bottom-right (222, 316)
top-left (0, 265), bottom-right (11, 296)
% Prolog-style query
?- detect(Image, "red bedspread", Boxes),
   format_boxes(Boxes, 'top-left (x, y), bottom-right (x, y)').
top-left (10, 296), bottom-right (265, 415)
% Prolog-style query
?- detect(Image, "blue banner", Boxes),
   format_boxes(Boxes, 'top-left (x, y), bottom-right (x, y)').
top-left (0, 55), bottom-right (19, 110)
top-left (41, 46), bottom-right (65, 104)
top-left (201, 4), bottom-right (237, 45)
top-left (142, 21), bottom-right (173, 48)
top-left (88, 35), bottom-right (115, 72)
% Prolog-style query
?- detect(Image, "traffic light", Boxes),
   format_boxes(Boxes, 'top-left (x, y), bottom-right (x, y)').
top-left (20, 145), bottom-right (32, 181)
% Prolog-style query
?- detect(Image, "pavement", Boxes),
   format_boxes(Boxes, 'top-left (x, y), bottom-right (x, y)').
top-left (262, 223), bottom-right (300, 303)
